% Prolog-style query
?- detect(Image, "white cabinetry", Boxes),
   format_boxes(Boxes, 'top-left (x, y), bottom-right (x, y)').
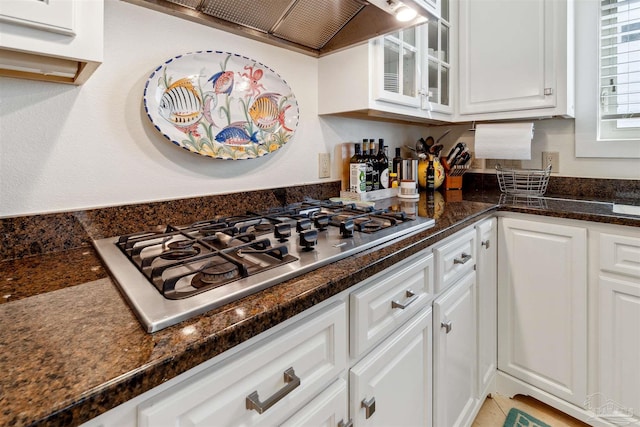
top-left (0, 0), bottom-right (103, 84)
top-left (281, 379), bottom-right (349, 427)
top-left (318, 5), bottom-right (454, 124)
top-left (476, 218), bottom-right (497, 399)
top-left (137, 302), bottom-right (347, 427)
top-left (350, 306), bottom-right (433, 427)
top-left (498, 216), bottom-right (587, 407)
top-left (595, 230), bottom-right (640, 425)
top-left (457, 0), bottom-right (573, 120)
top-left (433, 271), bottom-right (477, 427)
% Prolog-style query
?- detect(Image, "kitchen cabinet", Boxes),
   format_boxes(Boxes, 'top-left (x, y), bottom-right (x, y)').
top-left (476, 218), bottom-right (497, 399)
top-left (596, 230), bottom-right (640, 425)
top-left (0, 0), bottom-right (103, 84)
top-left (280, 378), bottom-right (349, 427)
top-left (457, 0), bottom-right (574, 120)
top-left (136, 302), bottom-right (347, 427)
top-left (433, 269), bottom-right (477, 427)
top-left (318, 3), bottom-right (454, 124)
top-left (498, 216), bottom-right (587, 407)
top-left (433, 227), bottom-right (475, 293)
top-left (350, 306), bottom-right (433, 427)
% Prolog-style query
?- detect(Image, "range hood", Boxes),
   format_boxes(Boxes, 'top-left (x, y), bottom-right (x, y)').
top-left (125, 0), bottom-right (430, 57)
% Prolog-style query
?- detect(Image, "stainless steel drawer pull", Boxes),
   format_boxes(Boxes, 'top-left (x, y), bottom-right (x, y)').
top-left (481, 240), bottom-right (490, 249)
top-left (453, 253), bottom-right (472, 265)
top-left (338, 418), bottom-right (354, 427)
top-left (391, 290), bottom-right (418, 310)
top-left (441, 320), bottom-right (453, 333)
top-left (361, 397), bottom-right (376, 419)
top-left (246, 367), bottom-right (300, 414)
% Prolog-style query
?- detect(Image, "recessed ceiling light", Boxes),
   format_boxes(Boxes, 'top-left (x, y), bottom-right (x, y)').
top-left (395, 5), bottom-right (417, 21)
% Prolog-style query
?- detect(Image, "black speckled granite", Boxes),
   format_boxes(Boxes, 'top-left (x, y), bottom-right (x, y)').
top-left (1, 180), bottom-right (640, 427)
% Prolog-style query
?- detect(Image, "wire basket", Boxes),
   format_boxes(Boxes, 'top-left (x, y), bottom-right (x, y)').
top-left (496, 164), bottom-right (551, 196)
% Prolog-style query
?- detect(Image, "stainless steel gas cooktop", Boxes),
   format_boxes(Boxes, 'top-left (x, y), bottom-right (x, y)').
top-left (94, 199), bottom-right (434, 332)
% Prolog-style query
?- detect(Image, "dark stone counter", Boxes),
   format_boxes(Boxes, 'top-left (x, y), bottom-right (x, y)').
top-left (1, 181), bottom-right (638, 426)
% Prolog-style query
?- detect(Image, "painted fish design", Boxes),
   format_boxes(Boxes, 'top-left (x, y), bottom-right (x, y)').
top-left (208, 71), bottom-right (234, 95)
top-left (158, 78), bottom-right (203, 127)
top-left (248, 93), bottom-right (292, 132)
top-left (215, 123), bottom-right (259, 145)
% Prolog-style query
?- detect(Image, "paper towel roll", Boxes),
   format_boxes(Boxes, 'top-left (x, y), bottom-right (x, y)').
top-left (474, 123), bottom-right (534, 160)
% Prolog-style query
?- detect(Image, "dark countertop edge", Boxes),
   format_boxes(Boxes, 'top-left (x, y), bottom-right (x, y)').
top-left (25, 199), bottom-right (640, 426)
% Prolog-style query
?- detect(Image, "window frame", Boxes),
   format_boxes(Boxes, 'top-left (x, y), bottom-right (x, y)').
top-left (575, 0), bottom-right (640, 158)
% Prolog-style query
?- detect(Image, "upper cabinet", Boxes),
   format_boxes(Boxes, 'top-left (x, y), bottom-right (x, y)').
top-left (0, 0), bottom-right (103, 85)
top-left (457, 0), bottom-right (574, 120)
top-left (318, 0), bottom-right (454, 124)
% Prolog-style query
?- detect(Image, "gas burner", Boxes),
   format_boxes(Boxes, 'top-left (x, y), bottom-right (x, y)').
top-left (253, 223), bottom-right (274, 233)
top-left (359, 220), bottom-right (383, 233)
top-left (192, 259), bottom-right (240, 288)
top-left (160, 240), bottom-right (201, 260)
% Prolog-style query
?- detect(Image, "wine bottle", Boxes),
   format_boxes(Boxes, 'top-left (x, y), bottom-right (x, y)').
top-left (349, 143), bottom-right (366, 193)
top-left (363, 139), bottom-right (373, 192)
top-left (426, 155), bottom-right (435, 191)
top-left (392, 147), bottom-right (402, 179)
top-left (369, 139), bottom-right (379, 191)
top-left (377, 139), bottom-right (389, 189)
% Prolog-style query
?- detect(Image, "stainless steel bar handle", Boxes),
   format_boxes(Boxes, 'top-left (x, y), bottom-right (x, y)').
top-left (441, 320), bottom-right (453, 333)
top-left (361, 397), bottom-right (376, 419)
top-left (481, 239), bottom-right (490, 249)
top-left (453, 253), bottom-right (472, 264)
top-left (246, 367), bottom-right (301, 414)
top-left (391, 290), bottom-right (418, 310)
top-left (338, 419), bottom-right (354, 427)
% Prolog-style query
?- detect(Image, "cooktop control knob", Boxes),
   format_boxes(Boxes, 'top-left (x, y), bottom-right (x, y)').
top-left (274, 223), bottom-right (291, 242)
top-left (340, 220), bottom-right (354, 238)
top-left (313, 215), bottom-right (329, 231)
top-left (296, 218), bottom-right (311, 232)
top-left (299, 229), bottom-right (318, 251)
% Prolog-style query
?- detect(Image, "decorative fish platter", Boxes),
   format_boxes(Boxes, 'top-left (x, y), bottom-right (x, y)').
top-left (144, 51), bottom-right (299, 160)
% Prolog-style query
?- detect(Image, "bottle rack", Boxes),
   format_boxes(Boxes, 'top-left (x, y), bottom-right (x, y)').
top-left (440, 157), bottom-right (470, 191)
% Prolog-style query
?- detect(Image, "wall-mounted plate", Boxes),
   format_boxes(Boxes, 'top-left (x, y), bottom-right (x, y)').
top-left (144, 51), bottom-right (299, 160)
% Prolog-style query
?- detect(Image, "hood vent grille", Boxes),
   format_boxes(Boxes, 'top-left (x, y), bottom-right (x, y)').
top-left (162, 0), bottom-right (366, 50)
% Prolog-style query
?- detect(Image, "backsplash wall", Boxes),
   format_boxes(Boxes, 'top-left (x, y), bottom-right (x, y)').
top-left (1, 0), bottom-right (637, 218)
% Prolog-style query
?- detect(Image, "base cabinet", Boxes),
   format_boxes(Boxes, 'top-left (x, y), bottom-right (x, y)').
top-left (433, 271), bottom-right (477, 427)
top-left (350, 307), bottom-right (433, 427)
top-left (476, 218), bottom-right (497, 398)
top-left (596, 231), bottom-right (640, 425)
top-left (498, 216), bottom-right (587, 407)
top-left (281, 379), bottom-right (349, 427)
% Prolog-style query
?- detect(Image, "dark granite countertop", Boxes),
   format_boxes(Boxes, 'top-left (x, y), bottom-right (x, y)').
top-left (1, 187), bottom-right (639, 427)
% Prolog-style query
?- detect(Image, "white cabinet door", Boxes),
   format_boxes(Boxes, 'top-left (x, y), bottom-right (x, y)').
top-left (596, 231), bottom-right (640, 425)
top-left (458, 0), bottom-right (573, 119)
top-left (350, 307), bottom-right (433, 427)
top-left (433, 271), bottom-right (477, 427)
top-left (281, 379), bottom-right (349, 427)
top-left (476, 218), bottom-right (497, 399)
top-left (498, 217), bottom-right (587, 407)
top-left (598, 275), bottom-right (640, 425)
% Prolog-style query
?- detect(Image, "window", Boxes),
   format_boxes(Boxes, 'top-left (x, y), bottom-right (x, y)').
top-left (599, 0), bottom-right (640, 140)
top-left (575, 0), bottom-right (640, 158)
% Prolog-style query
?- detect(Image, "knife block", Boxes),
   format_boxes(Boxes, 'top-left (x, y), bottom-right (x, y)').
top-left (440, 157), bottom-right (469, 191)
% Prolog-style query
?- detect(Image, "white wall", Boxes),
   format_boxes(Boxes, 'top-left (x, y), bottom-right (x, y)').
top-left (0, 0), bottom-right (427, 217)
top-left (1, 1), bottom-right (637, 218)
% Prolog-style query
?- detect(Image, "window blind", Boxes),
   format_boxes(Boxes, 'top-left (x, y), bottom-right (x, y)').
top-left (600, 0), bottom-right (640, 124)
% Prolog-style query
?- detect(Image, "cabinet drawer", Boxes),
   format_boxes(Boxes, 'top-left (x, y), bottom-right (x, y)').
top-left (137, 302), bottom-right (347, 427)
top-left (350, 250), bottom-right (434, 358)
top-left (434, 229), bottom-right (476, 292)
top-left (280, 378), bottom-right (348, 427)
top-left (600, 233), bottom-right (640, 280)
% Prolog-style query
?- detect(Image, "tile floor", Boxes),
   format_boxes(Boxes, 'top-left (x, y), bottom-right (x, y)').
top-left (472, 393), bottom-right (591, 427)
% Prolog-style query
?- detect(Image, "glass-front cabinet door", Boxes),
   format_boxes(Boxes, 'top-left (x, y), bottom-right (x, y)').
top-left (424, 2), bottom-right (452, 114)
top-left (373, 0), bottom-right (452, 116)
top-left (373, 26), bottom-right (422, 108)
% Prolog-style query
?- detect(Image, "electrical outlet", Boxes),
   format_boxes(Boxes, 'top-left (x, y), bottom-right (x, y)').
top-left (318, 153), bottom-right (330, 178)
top-left (469, 151), bottom-right (485, 169)
top-left (542, 151), bottom-right (560, 172)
